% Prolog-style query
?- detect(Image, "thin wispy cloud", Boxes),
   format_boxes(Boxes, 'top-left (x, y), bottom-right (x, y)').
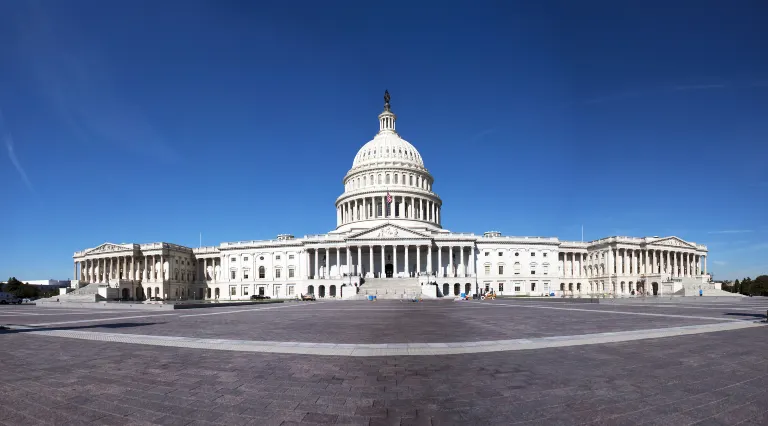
top-left (0, 110), bottom-right (34, 192)
top-left (712, 260), bottom-right (727, 266)
top-left (12, 2), bottom-right (178, 162)
top-left (707, 230), bottom-right (754, 234)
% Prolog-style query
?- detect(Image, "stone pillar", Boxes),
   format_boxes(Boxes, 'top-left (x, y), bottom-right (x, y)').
top-left (357, 246), bottom-right (362, 276)
top-left (703, 256), bottom-right (707, 275)
top-left (404, 244), bottom-right (409, 277)
top-left (73, 262), bottom-right (77, 281)
top-left (381, 195), bottom-right (385, 217)
top-left (671, 251), bottom-right (676, 277)
top-left (381, 245), bottom-right (386, 278)
top-left (437, 246), bottom-right (442, 277)
top-left (448, 246), bottom-right (453, 278)
top-left (314, 249), bottom-right (319, 278)
top-left (416, 245), bottom-right (421, 275)
top-left (369, 245), bottom-right (374, 278)
top-left (160, 254), bottom-right (165, 283)
top-left (324, 248), bottom-right (329, 279)
top-left (393, 245), bottom-right (398, 277)
top-left (459, 246), bottom-right (464, 277)
top-left (427, 245), bottom-right (432, 274)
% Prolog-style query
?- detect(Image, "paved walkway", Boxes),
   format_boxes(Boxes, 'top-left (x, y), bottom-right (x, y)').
top-left (6, 320), bottom-right (762, 357)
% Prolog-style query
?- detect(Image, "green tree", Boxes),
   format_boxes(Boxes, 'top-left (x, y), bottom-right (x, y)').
top-left (753, 275), bottom-right (768, 296)
top-left (733, 279), bottom-right (740, 294)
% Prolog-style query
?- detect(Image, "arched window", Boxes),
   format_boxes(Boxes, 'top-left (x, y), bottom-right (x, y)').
top-left (513, 262), bottom-right (521, 274)
top-left (542, 263), bottom-right (549, 275)
top-left (386, 174), bottom-right (390, 184)
top-left (330, 285), bottom-right (337, 297)
top-left (378, 174), bottom-right (382, 184)
top-left (394, 174), bottom-right (398, 184)
top-left (258, 266), bottom-right (265, 279)
top-left (409, 175), bottom-right (413, 186)
top-left (364, 176), bottom-right (367, 186)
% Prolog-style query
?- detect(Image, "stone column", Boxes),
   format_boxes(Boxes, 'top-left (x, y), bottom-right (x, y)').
top-left (333, 247), bottom-right (338, 278)
top-left (324, 248), bottom-right (329, 279)
top-left (469, 246), bottom-right (475, 276)
top-left (313, 249), bottom-right (318, 278)
top-left (73, 262), bottom-right (77, 282)
top-left (448, 246), bottom-right (453, 277)
top-left (381, 244), bottom-right (386, 278)
top-left (357, 246), bottom-right (362, 276)
top-left (381, 195), bottom-right (385, 217)
top-left (437, 246), bottom-right (442, 277)
top-left (459, 246), bottom-right (464, 277)
top-left (428, 245), bottom-right (432, 274)
top-left (671, 251), bottom-right (676, 277)
top-left (416, 245), bottom-right (421, 275)
top-left (394, 244), bottom-right (400, 277)
top-left (703, 256), bottom-right (707, 275)
top-left (404, 245), bottom-right (409, 277)
top-left (369, 245), bottom-right (374, 278)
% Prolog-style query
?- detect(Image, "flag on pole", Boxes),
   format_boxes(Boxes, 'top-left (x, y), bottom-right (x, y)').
top-left (386, 191), bottom-right (392, 204)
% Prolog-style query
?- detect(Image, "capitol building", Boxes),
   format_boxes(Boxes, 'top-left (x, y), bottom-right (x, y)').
top-left (70, 93), bottom-right (712, 301)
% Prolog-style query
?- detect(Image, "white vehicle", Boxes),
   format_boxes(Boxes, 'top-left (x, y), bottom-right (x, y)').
top-left (0, 292), bottom-right (21, 305)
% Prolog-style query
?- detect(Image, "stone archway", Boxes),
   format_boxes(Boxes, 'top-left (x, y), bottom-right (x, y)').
top-left (330, 285), bottom-right (337, 297)
top-left (465, 283), bottom-right (471, 295)
top-left (454, 283), bottom-right (460, 296)
top-left (121, 288), bottom-right (129, 299)
top-left (442, 283), bottom-right (449, 296)
top-left (307, 285), bottom-right (314, 295)
top-left (319, 285), bottom-right (326, 298)
top-left (652, 282), bottom-right (659, 295)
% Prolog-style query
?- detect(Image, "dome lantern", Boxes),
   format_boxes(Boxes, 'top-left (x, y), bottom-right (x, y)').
top-left (378, 90), bottom-right (396, 133)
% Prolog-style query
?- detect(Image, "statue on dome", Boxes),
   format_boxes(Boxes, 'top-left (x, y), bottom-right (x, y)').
top-left (384, 90), bottom-right (391, 111)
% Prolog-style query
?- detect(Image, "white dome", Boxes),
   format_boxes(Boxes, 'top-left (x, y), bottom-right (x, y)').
top-left (352, 132), bottom-right (425, 169)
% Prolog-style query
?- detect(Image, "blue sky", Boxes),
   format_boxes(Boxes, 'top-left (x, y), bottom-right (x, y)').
top-left (1, 1), bottom-right (766, 281)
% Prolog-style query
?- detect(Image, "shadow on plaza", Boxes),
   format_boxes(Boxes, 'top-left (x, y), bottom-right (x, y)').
top-left (0, 322), bottom-right (163, 335)
top-left (724, 312), bottom-right (768, 320)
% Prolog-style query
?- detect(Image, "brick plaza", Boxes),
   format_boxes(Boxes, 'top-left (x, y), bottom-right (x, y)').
top-left (1, 298), bottom-right (767, 425)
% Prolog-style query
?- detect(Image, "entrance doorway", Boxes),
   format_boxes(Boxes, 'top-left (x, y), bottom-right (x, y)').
top-left (652, 282), bottom-right (659, 295)
top-left (385, 263), bottom-right (393, 278)
top-left (319, 285), bottom-right (326, 298)
top-left (121, 288), bottom-right (129, 299)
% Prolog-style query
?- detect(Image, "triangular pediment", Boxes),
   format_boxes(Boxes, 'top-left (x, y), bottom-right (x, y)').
top-left (86, 242), bottom-right (131, 254)
top-left (651, 237), bottom-right (695, 249)
top-left (348, 223), bottom-right (431, 240)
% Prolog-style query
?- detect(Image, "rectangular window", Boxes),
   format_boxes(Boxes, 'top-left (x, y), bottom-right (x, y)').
top-left (244, 257), bottom-right (248, 262)
top-left (288, 286), bottom-right (295, 295)
top-left (499, 283), bottom-right (504, 292)
top-left (543, 253), bottom-right (547, 257)
top-left (515, 286), bottom-right (521, 292)
top-left (231, 270), bottom-right (236, 279)
top-left (242, 286), bottom-right (249, 295)
top-left (531, 252), bottom-right (535, 257)
top-left (498, 252), bottom-right (503, 256)
top-left (275, 269), bottom-right (281, 278)
top-left (484, 265), bottom-right (490, 275)
top-left (531, 270), bottom-right (535, 275)
top-left (288, 255), bottom-right (294, 260)
top-left (244, 271), bottom-right (249, 279)
top-left (484, 283), bottom-right (490, 292)
top-left (230, 286), bottom-right (236, 296)
top-left (276, 255), bottom-right (281, 260)
top-left (273, 285), bottom-right (281, 297)
top-left (288, 268), bottom-right (295, 278)
top-left (484, 252), bottom-right (489, 257)
top-left (498, 265), bottom-right (504, 275)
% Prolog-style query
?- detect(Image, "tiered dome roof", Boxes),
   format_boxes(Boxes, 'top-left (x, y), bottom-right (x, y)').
top-left (350, 91), bottom-right (425, 169)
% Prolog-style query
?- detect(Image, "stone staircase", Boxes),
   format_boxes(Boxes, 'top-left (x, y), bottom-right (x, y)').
top-left (357, 278), bottom-right (423, 300)
top-left (40, 283), bottom-right (106, 303)
top-left (671, 278), bottom-right (743, 297)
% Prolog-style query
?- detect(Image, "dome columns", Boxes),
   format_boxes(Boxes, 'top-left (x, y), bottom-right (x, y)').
top-left (336, 193), bottom-right (441, 228)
